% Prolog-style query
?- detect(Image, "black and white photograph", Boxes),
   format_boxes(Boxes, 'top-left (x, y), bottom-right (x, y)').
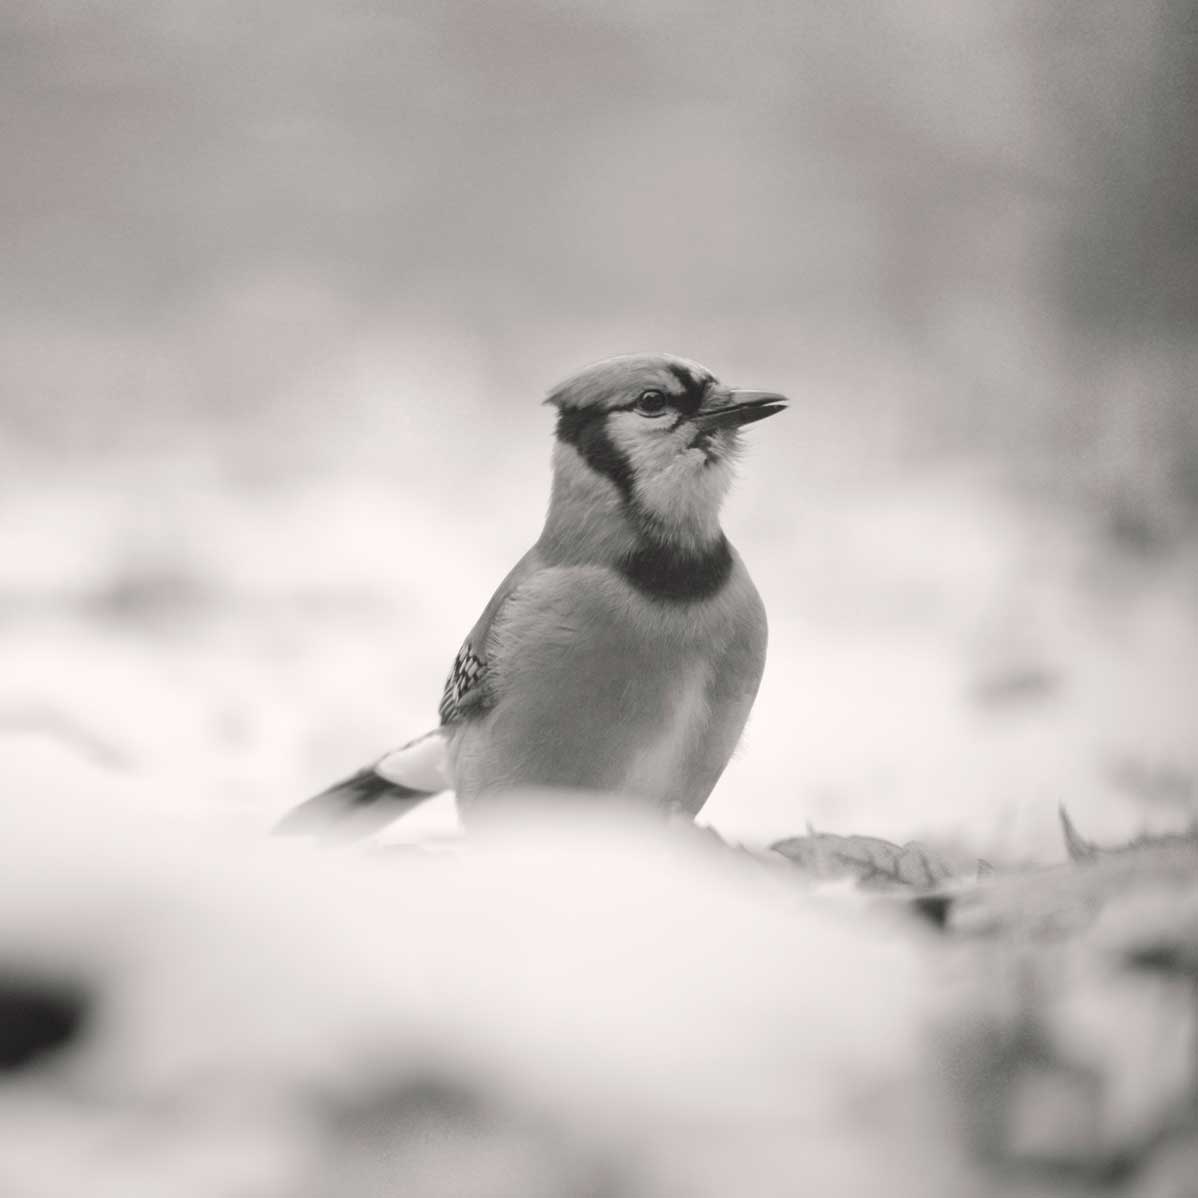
top-left (1, 2), bottom-right (1196, 1194)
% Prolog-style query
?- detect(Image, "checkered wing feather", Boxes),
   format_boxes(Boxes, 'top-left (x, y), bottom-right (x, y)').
top-left (438, 641), bottom-right (488, 725)
top-left (434, 547), bottom-right (542, 727)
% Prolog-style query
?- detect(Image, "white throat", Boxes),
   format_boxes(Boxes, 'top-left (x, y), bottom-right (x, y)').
top-left (605, 411), bottom-right (734, 550)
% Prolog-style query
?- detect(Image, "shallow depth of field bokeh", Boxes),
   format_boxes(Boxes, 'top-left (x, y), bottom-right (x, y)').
top-left (2, 0), bottom-right (1196, 857)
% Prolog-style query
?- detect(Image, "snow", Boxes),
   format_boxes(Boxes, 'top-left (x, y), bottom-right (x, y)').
top-left (0, 794), bottom-right (967, 1198)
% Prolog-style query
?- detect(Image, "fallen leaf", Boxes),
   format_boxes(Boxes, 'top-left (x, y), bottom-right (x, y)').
top-left (771, 832), bottom-right (959, 890)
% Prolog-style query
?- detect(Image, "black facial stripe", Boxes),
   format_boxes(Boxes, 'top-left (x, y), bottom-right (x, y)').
top-left (666, 363), bottom-right (695, 392)
top-left (555, 407), bottom-right (634, 502)
top-left (619, 534), bottom-right (733, 602)
top-left (665, 364), bottom-right (712, 416)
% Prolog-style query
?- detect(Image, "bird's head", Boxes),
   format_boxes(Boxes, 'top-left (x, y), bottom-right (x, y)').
top-left (545, 353), bottom-right (787, 548)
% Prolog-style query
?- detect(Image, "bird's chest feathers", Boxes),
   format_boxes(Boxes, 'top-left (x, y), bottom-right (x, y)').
top-left (620, 658), bottom-right (714, 801)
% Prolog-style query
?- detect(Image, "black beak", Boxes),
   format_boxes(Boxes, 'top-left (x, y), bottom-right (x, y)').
top-left (692, 390), bottom-right (789, 432)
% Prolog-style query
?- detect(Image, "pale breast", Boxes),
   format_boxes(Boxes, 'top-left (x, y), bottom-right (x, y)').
top-left (618, 657), bottom-right (714, 808)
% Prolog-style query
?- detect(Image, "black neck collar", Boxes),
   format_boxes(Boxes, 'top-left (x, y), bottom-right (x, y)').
top-left (618, 533), bottom-right (732, 603)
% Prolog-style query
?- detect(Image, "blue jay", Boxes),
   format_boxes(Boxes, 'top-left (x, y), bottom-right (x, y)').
top-left (278, 353), bottom-right (786, 837)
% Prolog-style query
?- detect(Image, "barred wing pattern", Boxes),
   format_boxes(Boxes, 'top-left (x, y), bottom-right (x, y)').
top-left (435, 554), bottom-right (538, 727)
top-left (438, 641), bottom-right (487, 725)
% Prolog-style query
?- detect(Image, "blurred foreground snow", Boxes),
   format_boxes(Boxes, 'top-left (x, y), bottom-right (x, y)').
top-left (0, 793), bottom-right (962, 1198)
top-left (1, 787), bottom-right (1194, 1197)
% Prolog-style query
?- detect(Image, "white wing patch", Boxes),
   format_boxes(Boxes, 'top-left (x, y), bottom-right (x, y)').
top-left (374, 729), bottom-right (451, 792)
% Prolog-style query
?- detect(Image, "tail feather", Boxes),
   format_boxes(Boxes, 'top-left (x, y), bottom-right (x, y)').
top-left (275, 730), bottom-right (449, 841)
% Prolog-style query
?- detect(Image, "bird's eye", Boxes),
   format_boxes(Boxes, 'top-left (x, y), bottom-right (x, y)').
top-left (634, 390), bottom-right (670, 416)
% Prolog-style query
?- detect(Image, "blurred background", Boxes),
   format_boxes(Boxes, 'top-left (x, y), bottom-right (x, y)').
top-left (2, 0), bottom-right (1196, 857)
